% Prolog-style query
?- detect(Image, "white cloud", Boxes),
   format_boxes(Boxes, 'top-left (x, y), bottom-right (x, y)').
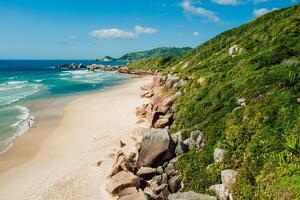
top-left (180, 0), bottom-right (219, 22)
top-left (212, 0), bottom-right (239, 5)
top-left (134, 25), bottom-right (158, 35)
top-left (193, 32), bottom-right (200, 36)
top-left (90, 25), bottom-right (157, 39)
top-left (253, 7), bottom-right (278, 17)
top-left (89, 28), bottom-right (137, 39)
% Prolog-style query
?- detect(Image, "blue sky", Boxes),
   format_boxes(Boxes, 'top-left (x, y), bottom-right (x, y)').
top-left (0, 0), bottom-right (298, 59)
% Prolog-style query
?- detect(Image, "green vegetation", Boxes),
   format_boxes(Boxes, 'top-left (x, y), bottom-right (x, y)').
top-left (117, 47), bottom-right (192, 61)
top-left (129, 4), bottom-right (300, 200)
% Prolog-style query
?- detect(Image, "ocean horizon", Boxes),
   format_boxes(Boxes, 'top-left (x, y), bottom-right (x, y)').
top-left (0, 59), bottom-right (129, 153)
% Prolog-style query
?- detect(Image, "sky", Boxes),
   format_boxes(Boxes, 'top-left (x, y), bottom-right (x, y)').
top-left (0, 0), bottom-right (298, 59)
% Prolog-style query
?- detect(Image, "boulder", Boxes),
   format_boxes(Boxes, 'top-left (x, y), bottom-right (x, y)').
top-left (168, 191), bottom-right (217, 200)
top-left (137, 129), bottom-right (176, 168)
top-left (214, 148), bottom-right (225, 163)
top-left (136, 167), bottom-right (157, 177)
top-left (117, 190), bottom-right (150, 200)
top-left (221, 169), bottom-right (238, 190)
top-left (209, 184), bottom-right (228, 200)
top-left (297, 98), bottom-right (300, 104)
top-left (106, 171), bottom-right (140, 194)
top-left (168, 176), bottom-right (181, 193)
top-left (140, 90), bottom-right (150, 98)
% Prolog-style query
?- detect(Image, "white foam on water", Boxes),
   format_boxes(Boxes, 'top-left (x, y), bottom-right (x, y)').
top-left (0, 105), bottom-right (34, 155)
top-left (0, 81), bottom-right (41, 106)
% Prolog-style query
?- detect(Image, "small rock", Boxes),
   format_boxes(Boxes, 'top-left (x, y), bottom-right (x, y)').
top-left (297, 98), bottom-right (300, 104)
top-left (221, 169), bottom-right (238, 190)
top-left (120, 140), bottom-right (126, 148)
top-left (161, 173), bottom-right (168, 185)
top-left (168, 176), bottom-right (181, 193)
top-left (175, 141), bottom-right (189, 156)
top-left (168, 191), bottom-right (217, 200)
top-left (165, 164), bottom-right (176, 177)
top-left (228, 45), bottom-right (240, 57)
top-left (153, 183), bottom-right (168, 194)
top-left (106, 171), bottom-right (140, 194)
top-left (154, 118), bottom-right (170, 128)
top-left (109, 151), bottom-right (127, 177)
top-left (209, 184), bottom-right (228, 200)
top-left (144, 187), bottom-right (159, 199)
top-left (214, 148), bottom-right (225, 163)
top-left (157, 166), bottom-right (164, 174)
top-left (120, 162), bottom-right (137, 173)
top-left (136, 167), bottom-right (157, 177)
top-left (173, 79), bottom-right (185, 89)
top-left (96, 160), bottom-right (103, 167)
top-left (159, 187), bottom-right (170, 199)
top-left (152, 175), bottom-right (162, 184)
top-left (237, 98), bottom-right (246, 105)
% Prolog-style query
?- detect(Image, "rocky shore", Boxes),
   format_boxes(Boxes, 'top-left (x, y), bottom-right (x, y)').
top-left (104, 75), bottom-right (239, 200)
top-left (56, 63), bottom-right (155, 75)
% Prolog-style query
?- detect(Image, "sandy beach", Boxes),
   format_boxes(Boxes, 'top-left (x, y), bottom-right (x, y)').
top-left (0, 76), bottom-right (150, 200)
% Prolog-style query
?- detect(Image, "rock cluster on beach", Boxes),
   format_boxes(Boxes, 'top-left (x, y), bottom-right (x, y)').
top-left (105, 75), bottom-right (238, 200)
top-left (56, 63), bottom-right (155, 75)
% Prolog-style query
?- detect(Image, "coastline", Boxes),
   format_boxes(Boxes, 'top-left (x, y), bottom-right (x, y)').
top-left (0, 76), bottom-right (151, 200)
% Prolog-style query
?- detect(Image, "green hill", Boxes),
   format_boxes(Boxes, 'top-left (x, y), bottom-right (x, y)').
top-left (128, 4), bottom-right (300, 200)
top-left (116, 47), bottom-right (192, 61)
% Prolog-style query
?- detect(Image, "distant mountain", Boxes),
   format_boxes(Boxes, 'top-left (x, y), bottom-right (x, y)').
top-left (117, 47), bottom-right (192, 61)
top-left (96, 56), bottom-right (115, 62)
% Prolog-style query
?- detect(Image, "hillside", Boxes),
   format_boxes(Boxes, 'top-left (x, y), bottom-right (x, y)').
top-left (128, 4), bottom-right (300, 200)
top-left (117, 47), bottom-right (192, 61)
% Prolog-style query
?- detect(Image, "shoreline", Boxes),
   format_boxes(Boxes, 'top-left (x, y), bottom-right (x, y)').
top-left (0, 76), bottom-right (151, 200)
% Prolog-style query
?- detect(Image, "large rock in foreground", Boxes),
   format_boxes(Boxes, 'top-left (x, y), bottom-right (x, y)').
top-left (137, 129), bottom-right (175, 168)
top-left (168, 191), bottom-right (217, 200)
top-left (106, 171), bottom-right (140, 194)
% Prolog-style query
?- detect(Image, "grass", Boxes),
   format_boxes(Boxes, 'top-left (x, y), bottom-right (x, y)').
top-left (128, 4), bottom-right (300, 200)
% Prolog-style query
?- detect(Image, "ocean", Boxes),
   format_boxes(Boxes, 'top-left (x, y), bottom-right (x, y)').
top-left (0, 60), bottom-right (129, 153)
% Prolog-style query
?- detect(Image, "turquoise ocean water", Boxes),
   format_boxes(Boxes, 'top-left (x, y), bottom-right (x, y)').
top-left (0, 60), bottom-right (129, 153)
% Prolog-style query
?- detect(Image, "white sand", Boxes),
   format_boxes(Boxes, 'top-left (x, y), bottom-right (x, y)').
top-left (0, 77), bottom-right (150, 200)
